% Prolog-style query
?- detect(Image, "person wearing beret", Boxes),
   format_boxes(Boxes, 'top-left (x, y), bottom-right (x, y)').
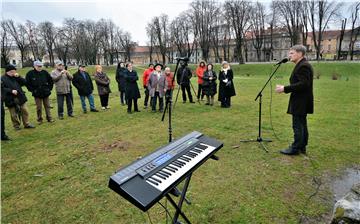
top-left (276, 45), bottom-right (314, 156)
top-left (26, 60), bottom-right (55, 123)
top-left (124, 62), bottom-right (141, 114)
top-left (148, 63), bottom-right (167, 112)
top-left (2, 64), bottom-right (35, 131)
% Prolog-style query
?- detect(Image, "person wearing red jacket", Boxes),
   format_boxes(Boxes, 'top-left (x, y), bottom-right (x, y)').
top-left (196, 61), bottom-right (206, 101)
top-left (142, 63), bottom-right (154, 109)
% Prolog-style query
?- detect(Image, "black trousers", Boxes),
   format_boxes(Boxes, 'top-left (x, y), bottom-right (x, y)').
top-left (128, 98), bottom-right (139, 112)
top-left (57, 93), bottom-right (73, 117)
top-left (99, 94), bottom-right (109, 107)
top-left (197, 84), bottom-right (204, 100)
top-left (291, 115), bottom-right (308, 151)
top-left (151, 92), bottom-right (164, 111)
top-left (120, 91), bottom-right (126, 105)
top-left (181, 84), bottom-right (193, 102)
top-left (1, 101), bottom-right (6, 138)
top-left (144, 87), bottom-right (150, 106)
top-left (221, 97), bottom-right (231, 107)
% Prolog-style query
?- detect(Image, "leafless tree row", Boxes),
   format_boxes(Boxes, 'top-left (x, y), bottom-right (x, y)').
top-left (1, 18), bottom-right (135, 67)
top-left (146, 0), bottom-right (359, 64)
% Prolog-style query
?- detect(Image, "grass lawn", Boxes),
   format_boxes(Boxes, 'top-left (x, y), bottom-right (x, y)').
top-left (1, 62), bottom-right (359, 223)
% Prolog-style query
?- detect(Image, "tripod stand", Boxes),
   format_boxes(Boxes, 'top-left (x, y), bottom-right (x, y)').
top-left (161, 58), bottom-right (193, 224)
top-left (240, 63), bottom-right (284, 152)
top-left (173, 63), bottom-right (200, 109)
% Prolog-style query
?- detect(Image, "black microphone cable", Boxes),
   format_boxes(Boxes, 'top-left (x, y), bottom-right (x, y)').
top-left (268, 65), bottom-right (281, 141)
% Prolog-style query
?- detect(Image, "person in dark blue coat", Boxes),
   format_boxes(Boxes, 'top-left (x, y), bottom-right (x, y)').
top-left (116, 62), bottom-right (127, 105)
top-left (124, 62), bottom-right (141, 113)
top-left (72, 65), bottom-right (99, 113)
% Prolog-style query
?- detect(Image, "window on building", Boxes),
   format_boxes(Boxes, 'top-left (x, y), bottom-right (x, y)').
top-left (328, 45), bottom-right (331, 51)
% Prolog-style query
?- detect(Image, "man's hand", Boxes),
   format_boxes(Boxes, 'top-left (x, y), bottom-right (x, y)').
top-left (14, 73), bottom-right (19, 77)
top-left (275, 85), bottom-right (284, 93)
top-left (12, 90), bottom-right (18, 95)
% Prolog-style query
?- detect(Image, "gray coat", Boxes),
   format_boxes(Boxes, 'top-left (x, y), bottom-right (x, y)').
top-left (51, 69), bottom-right (73, 94)
top-left (148, 71), bottom-right (167, 97)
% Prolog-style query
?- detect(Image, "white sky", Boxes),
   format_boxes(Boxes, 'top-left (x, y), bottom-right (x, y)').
top-left (1, 0), bottom-right (196, 45)
top-left (1, 0), bottom-right (355, 45)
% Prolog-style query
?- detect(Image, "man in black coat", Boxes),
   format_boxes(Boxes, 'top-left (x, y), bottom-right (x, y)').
top-left (276, 45), bottom-right (314, 155)
top-left (176, 61), bottom-right (195, 103)
top-left (26, 60), bottom-right (54, 123)
top-left (2, 64), bottom-right (35, 131)
top-left (72, 65), bottom-right (98, 113)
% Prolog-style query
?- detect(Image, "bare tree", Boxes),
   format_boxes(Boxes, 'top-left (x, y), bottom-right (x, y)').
top-left (146, 22), bottom-right (156, 62)
top-left (151, 14), bottom-right (170, 64)
top-left (4, 19), bottom-right (29, 66)
top-left (224, 0), bottom-right (252, 64)
top-left (38, 21), bottom-right (56, 66)
top-left (24, 20), bottom-right (42, 60)
top-left (308, 0), bottom-right (343, 60)
top-left (273, 0), bottom-right (303, 46)
top-left (348, 1), bottom-right (360, 60)
top-left (1, 21), bottom-right (11, 66)
top-left (249, 1), bottom-right (266, 61)
top-left (337, 18), bottom-right (347, 60)
top-left (118, 31), bottom-right (135, 62)
top-left (300, 2), bottom-right (310, 47)
top-left (170, 11), bottom-right (198, 59)
top-left (190, 0), bottom-right (219, 62)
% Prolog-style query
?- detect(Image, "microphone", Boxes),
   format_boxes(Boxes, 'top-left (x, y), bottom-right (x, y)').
top-left (274, 58), bottom-right (288, 66)
top-left (175, 57), bottom-right (189, 62)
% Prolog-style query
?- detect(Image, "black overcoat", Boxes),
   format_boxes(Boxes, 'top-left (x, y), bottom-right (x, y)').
top-left (1, 74), bottom-right (28, 107)
top-left (72, 71), bottom-right (94, 96)
top-left (25, 69), bottom-right (53, 98)
top-left (218, 69), bottom-right (236, 101)
top-left (124, 70), bottom-right (141, 100)
top-left (284, 58), bottom-right (314, 115)
top-left (116, 67), bottom-right (127, 92)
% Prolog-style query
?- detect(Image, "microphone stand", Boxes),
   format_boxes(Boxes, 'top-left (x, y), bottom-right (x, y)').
top-left (161, 59), bottom-right (193, 224)
top-left (239, 62), bottom-right (284, 152)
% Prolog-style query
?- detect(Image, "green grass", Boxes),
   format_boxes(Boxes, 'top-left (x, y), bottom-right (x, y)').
top-left (1, 62), bottom-right (359, 223)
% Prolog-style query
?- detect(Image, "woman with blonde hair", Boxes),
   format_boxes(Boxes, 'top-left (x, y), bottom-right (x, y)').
top-left (94, 65), bottom-right (111, 110)
top-left (218, 61), bottom-right (235, 108)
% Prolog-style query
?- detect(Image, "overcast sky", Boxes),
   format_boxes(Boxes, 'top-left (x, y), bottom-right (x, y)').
top-left (1, 0), bottom-right (197, 45)
top-left (1, 0), bottom-right (355, 45)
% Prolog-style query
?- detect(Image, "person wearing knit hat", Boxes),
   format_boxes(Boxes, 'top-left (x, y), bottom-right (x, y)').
top-left (1, 64), bottom-right (35, 132)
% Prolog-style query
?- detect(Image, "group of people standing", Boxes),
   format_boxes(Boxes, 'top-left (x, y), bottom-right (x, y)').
top-left (196, 60), bottom-right (236, 107)
top-left (1, 59), bottom-right (236, 140)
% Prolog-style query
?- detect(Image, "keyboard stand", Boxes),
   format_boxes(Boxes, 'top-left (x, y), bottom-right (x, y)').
top-left (165, 174), bottom-right (193, 224)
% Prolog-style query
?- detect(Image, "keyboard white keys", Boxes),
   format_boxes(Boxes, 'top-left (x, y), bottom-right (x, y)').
top-left (146, 143), bottom-right (216, 192)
